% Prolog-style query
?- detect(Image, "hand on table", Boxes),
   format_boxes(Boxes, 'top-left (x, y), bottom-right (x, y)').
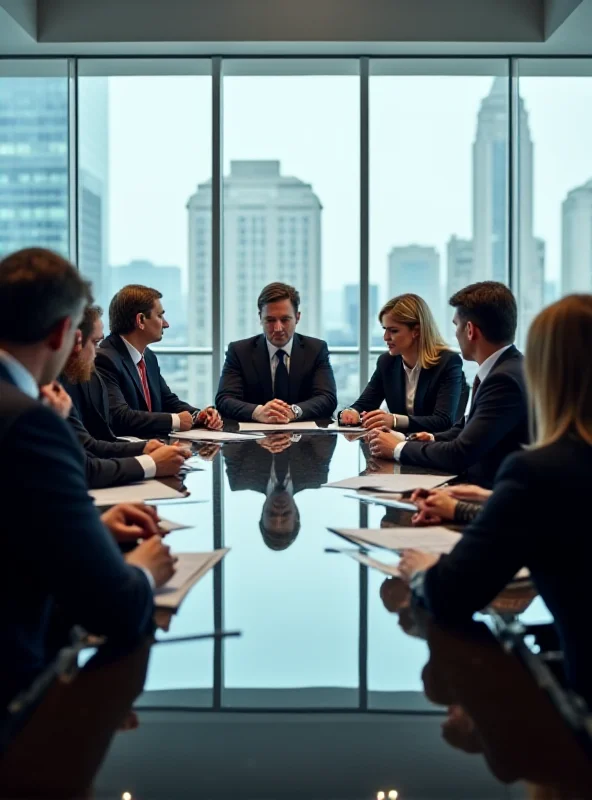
top-left (339, 408), bottom-right (361, 426)
top-left (126, 535), bottom-right (177, 588)
top-left (411, 489), bottom-right (458, 526)
top-left (367, 427), bottom-right (405, 460)
top-left (361, 409), bottom-right (395, 431)
top-left (195, 407), bottom-right (224, 431)
top-left (252, 400), bottom-right (294, 424)
top-left (151, 443), bottom-right (191, 477)
top-left (397, 549), bottom-right (439, 582)
top-left (143, 439), bottom-right (166, 455)
top-left (410, 431), bottom-right (435, 442)
top-left (177, 411), bottom-right (194, 432)
top-left (40, 381), bottom-right (72, 420)
top-left (101, 503), bottom-right (161, 542)
top-left (441, 484), bottom-right (492, 503)
top-left (257, 433), bottom-right (293, 454)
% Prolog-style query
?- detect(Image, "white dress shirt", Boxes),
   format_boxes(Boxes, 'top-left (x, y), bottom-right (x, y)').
top-left (393, 360), bottom-right (422, 431)
top-left (266, 336), bottom-right (294, 388)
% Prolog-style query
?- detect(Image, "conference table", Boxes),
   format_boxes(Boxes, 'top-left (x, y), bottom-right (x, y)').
top-left (95, 429), bottom-right (589, 799)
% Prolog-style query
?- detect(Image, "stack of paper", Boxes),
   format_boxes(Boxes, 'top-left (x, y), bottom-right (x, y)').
top-left (89, 480), bottom-right (186, 506)
top-left (328, 526), bottom-right (462, 553)
top-left (238, 421), bottom-right (323, 432)
top-left (324, 474), bottom-right (455, 493)
top-left (171, 429), bottom-right (264, 442)
top-left (155, 549), bottom-right (229, 610)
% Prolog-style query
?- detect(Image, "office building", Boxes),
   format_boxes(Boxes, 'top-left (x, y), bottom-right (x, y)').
top-left (562, 179), bottom-right (592, 294)
top-left (388, 245), bottom-right (442, 331)
top-left (447, 236), bottom-right (474, 300)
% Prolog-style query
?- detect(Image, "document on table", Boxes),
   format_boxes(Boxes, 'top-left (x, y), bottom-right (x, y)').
top-left (325, 422), bottom-right (367, 433)
top-left (116, 435), bottom-right (146, 443)
top-left (334, 549), bottom-right (402, 577)
top-left (323, 473), bottom-right (455, 493)
top-left (328, 526), bottom-right (462, 554)
top-left (158, 518), bottom-right (192, 534)
top-left (238, 421), bottom-right (324, 432)
top-left (89, 480), bottom-right (185, 506)
top-left (155, 549), bottom-right (229, 610)
top-left (346, 492), bottom-right (417, 512)
top-left (171, 429), bottom-right (264, 442)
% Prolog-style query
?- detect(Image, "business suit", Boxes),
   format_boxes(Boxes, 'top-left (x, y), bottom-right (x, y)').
top-left (96, 333), bottom-right (197, 437)
top-left (216, 333), bottom-right (337, 421)
top-left (400, 346), bottom-right (528, 488)
top-left (416, 435), bottom-right (592, 706)
top-left (61, 370), bottom-right (119, 443)
top-left (352, 350), bottom-right (466, 433)
top-left (0, 364), bottom-right (153, 715)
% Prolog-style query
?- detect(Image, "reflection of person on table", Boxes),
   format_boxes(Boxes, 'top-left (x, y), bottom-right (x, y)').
top-left (223, 435), bottom-right (337, 550)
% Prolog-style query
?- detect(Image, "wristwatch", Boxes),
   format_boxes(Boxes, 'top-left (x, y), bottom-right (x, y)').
top-left (291, 404), bottom-right (303, 419)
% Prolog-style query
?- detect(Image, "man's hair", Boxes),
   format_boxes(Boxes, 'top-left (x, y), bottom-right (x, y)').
top-left (449, 281), bottom-right (517, 345)
top-left (80, 305), bottom-right (103, 346)
top-left (109, 285), bottom-right (162, 335)
top-left (0, 248), bottom-right (92, 344)
top-left (257, 282), bottom-right (300, 315)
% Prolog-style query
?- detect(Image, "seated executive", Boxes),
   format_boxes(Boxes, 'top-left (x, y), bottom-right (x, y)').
top-left (96, 284), bottom-right (223, 438)
top-left (368, 282), bottom-right (528, 488)
top-left (223, 433), bottom-right (337, 550)
top-left (339, 293), bottom-right (467, 433)
top-left (215, 282), bottom-right (337, 423)
top-left (0, 248), bottom-right (175, 726)
top-left (60, 304), bottom-right (190, 489)
top-left (397, 293), bottom-right (592, 707)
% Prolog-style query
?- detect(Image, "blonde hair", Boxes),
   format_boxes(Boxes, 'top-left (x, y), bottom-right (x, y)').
top-left (525, 294), bottom-right (592, 448)
top-left (379, 293), bottom-right (449, 369)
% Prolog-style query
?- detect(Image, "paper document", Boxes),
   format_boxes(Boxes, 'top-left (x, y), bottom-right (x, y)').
top-left (116, 435), bottom-right (146, 443)
top-left (89, 480), bottom-right (185, 506)
top-left (238, 421), bottom-right (325, 432)
top-left (324, 474), bottom-right (455, 493)
top-left (326, 422), bottom-right (367, 433)
top-left (345, 493), bottom-right (417, 512)
top-left (171, 429), bottom-right (264, 442)
top-left (335, 549), bottom-right (401, 577)
top-left (158, 518), bottom-right (192, 534)
top-left (329, 526), bottom-right (462, 554)
top-left (155, 549), bottom-right (229, 610)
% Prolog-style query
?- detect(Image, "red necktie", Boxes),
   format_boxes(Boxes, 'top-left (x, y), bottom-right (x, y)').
top-left (137, 357), bottom-right (152, 411)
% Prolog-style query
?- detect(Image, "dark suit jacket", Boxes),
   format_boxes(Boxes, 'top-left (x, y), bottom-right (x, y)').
top-left (399, 346), bottom-right (528, 488)
top-left (61, 370), bottom-right (119, 443)
top-left (215, 333), bottom-right (337, 421)
top-left (418, 435), bottom-right (592, 706)
top-left (0, 365), bottom-right (153, 713)
top-left (352, 350), bottom-right (465, 433)
top-left (223, 435), bottom-right (337, 495)
top-left (95, 333), bottom-right (197, 438)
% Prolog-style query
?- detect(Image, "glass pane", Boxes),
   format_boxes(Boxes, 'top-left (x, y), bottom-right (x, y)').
top-left (155, 352), bottom-right (212, 410)
top-left (221, 62), bottom-right (360, 385)
top-left (517, 60), bottom-right (592, 347)
top-left (0, 61), bottom-right (69, 259)
top-left (78, 61), bottom-right (212, 370)
top-left (369, 62), bottom-right (510, 376)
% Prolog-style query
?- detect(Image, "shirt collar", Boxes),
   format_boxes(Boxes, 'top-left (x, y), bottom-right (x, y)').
top-left (0, 349), bottom-right (39, 399)
top-left (120, 335), bottom-right (143, 366)
top-left (402, 359), bottom-right (421, 378)
top-left (476, 344), bottom-right (513, 384)
top-left (266, 336), bottom-right (294, 360)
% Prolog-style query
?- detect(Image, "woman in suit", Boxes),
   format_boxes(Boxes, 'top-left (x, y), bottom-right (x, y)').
top-left (339, 293), bottom-right (466, 433)
top-left (398, 294), bottom-right (592, 706)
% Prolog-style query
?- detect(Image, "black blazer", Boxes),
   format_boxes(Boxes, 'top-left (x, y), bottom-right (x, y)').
top-left (0, 366), bottom-right (153, 713)
top-left (352, 350), bottom-right (465, 433)
top-left (95, 333), bottom-right (197, 438)
top-left (223, 435), bottom-right (337, 495)
top-left (215, 333), bottom-right (337, 421)
top-left (418, 435), bottom-right (592, 706)
top-left (61, 370), bottom-right (119, 443)
top-left (400, 346), bottom-right (528, 488)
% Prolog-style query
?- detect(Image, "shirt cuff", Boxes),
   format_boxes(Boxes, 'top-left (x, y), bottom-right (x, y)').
top-left (395, 414), bottom-right (409, 430)
top-left (252, 405), bottom-right (263, 420)
top-left (393, 441), bottom-right (406, 462)
top-left (170, 414), bottom-right (181, 431)
top-left (139, 565), bottom-right (156, 592)
top-left (135, 454), bottom-right (156, 479)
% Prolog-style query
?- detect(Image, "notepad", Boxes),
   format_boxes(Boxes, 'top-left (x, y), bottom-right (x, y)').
top-left (89, 481), bottom-right (185, 506)
top-left (324, 474), bottom-right (455, 493)
top-left (171, 429), bottom-right (264, 442)
top-left (238, 421), bottom-right (325, 432)
top-left (155, 549), bottom-right (229, 610)
top-left (329, 526), bottom-right (462, 554)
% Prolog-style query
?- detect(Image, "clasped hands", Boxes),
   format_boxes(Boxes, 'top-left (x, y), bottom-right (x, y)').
top-left (252, 399), bottom-right (295, 424)
top-left (178, 406), bottom-right (223, 432)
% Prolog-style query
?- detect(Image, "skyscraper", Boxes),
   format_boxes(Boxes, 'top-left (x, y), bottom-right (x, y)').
top-left (561, 179), bottom-right (592, 295)
top-left (447, 236), bottom-right (474, 300)
top-left (343, 283), bottom-right (381, 346)
top-left (110, 260), bottom-right (185, 334)
top-left (0, 75), bottom-right (108, 304)
top-left (187, 160), bottom-right (322, 403)
top-left (387, 245), bottom-right (442, 330)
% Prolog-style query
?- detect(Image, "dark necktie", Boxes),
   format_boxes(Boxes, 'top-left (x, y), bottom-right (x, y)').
top-left (274, 450), bottom-right (289, 489)
top-left (137, 357), bottom-right (152, 411)
top-left (274, 349), bottom-right (289, 402)
top-left (469, 375), bottom-right (481, 415)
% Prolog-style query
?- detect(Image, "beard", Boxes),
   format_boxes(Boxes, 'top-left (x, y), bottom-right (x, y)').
top-left (62, 355), bottom-right (94, 384)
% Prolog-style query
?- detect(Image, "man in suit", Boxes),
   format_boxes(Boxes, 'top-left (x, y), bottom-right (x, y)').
top-left (215, 282), bottom-right (337, 422)
top-left (60, 305), bottom-right (190, 489)
top-left (368, 282), bottom-right (528, 488)
top-left (223, 434), bottom-right (337, 549)
top-left (0, 248), bottom-right (175, 729)
top-left (96, 284), bottom-right (223, 438)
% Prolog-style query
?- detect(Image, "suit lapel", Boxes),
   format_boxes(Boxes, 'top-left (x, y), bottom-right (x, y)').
top-left (111, 335), bottom-right (149, 410)
top-left (287, 334), bottom-right (304, 403)
top-left (389, 357), bottom-right (406, 413)
top-left (93, 372), bottom-right (111, 423)
top-left (253, 336), bottom-right (273, 401)
top-left (467, 345), bottom-right (519, 421)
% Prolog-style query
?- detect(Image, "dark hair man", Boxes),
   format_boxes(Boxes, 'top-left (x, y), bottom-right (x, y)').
top-left (215, 282), bottom-right (337, 422)
top-left (96, 285), bottom-right (222, 438)
top-left (0, 248), bottom-right (175, 721)
top-left (368, 282), bottom-right (528, 488)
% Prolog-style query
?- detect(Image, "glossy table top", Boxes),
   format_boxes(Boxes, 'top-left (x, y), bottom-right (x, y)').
top-left (96, 431), bottom-right (567, 800)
